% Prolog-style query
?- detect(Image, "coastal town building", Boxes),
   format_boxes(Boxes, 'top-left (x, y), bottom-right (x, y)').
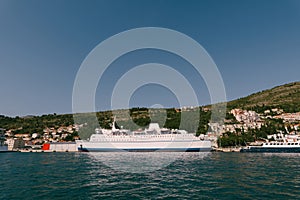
top-left (208, 109), bottom-right (264, 136)
top-left (274, 112), bottom-right (300, 122)
top-left (47, 142), bottom-right (77, 152)
top-left (6, 138), bottom-right (25, 151)
top-left (230, 109), bottom-right (260, 123)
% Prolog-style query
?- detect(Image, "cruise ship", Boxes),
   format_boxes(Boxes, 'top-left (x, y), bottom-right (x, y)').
top-left (241, 134), bottom-right (300, 153)
top-left (76, 119), bottom-right (212, 152)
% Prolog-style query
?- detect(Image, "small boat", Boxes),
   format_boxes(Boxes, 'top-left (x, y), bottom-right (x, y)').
top-left (241, 134), bottom-right (300, 153)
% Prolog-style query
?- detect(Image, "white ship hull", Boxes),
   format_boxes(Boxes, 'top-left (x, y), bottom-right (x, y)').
top-left (241, 134), bottom-right (300, 153)
top-left (76, 122), bottom-right (212, 152)
top-left (76, 139), bottom-right (211, 152)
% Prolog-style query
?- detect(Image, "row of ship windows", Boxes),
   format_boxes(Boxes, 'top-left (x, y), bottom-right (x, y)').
top-left (93, 135), bottom-right (192, 138)
top-left (266, 143), bottom-right (299, 145)
top-left (92, 139), bottom-right (192, 142)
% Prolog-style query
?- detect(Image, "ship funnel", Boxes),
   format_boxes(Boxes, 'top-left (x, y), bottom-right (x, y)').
top-left (112, 116), bottom-right (118, 131)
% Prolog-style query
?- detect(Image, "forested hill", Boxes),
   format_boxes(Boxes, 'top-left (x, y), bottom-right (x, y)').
top-left (1, 81), bottom-right (299, 135)
top-left (227, 81), bottom-right (300, 113)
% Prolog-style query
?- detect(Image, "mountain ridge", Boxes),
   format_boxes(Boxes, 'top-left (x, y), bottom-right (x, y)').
top-left (227, 81), bottom-right (300, 112)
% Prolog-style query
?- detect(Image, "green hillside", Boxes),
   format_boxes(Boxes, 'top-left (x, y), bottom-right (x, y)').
top-left (227, 81), bottom-right (300, 113)
top-left (1, 81), bottom-right (299, 138)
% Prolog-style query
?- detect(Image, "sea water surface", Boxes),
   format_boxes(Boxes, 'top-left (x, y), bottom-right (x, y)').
top-left (1, 152), bottom-right (300, 199)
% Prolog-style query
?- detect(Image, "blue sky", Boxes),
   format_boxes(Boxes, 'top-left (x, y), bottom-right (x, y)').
top-left (0, 0), bottom-right (300, 116)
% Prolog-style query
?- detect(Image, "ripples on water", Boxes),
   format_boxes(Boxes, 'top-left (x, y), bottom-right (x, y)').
top-left (1, 152), bottom-right (300, 199)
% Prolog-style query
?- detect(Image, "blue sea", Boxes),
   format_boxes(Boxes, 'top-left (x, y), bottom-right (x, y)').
top-left (1, 152), bottom-right (300, 199)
